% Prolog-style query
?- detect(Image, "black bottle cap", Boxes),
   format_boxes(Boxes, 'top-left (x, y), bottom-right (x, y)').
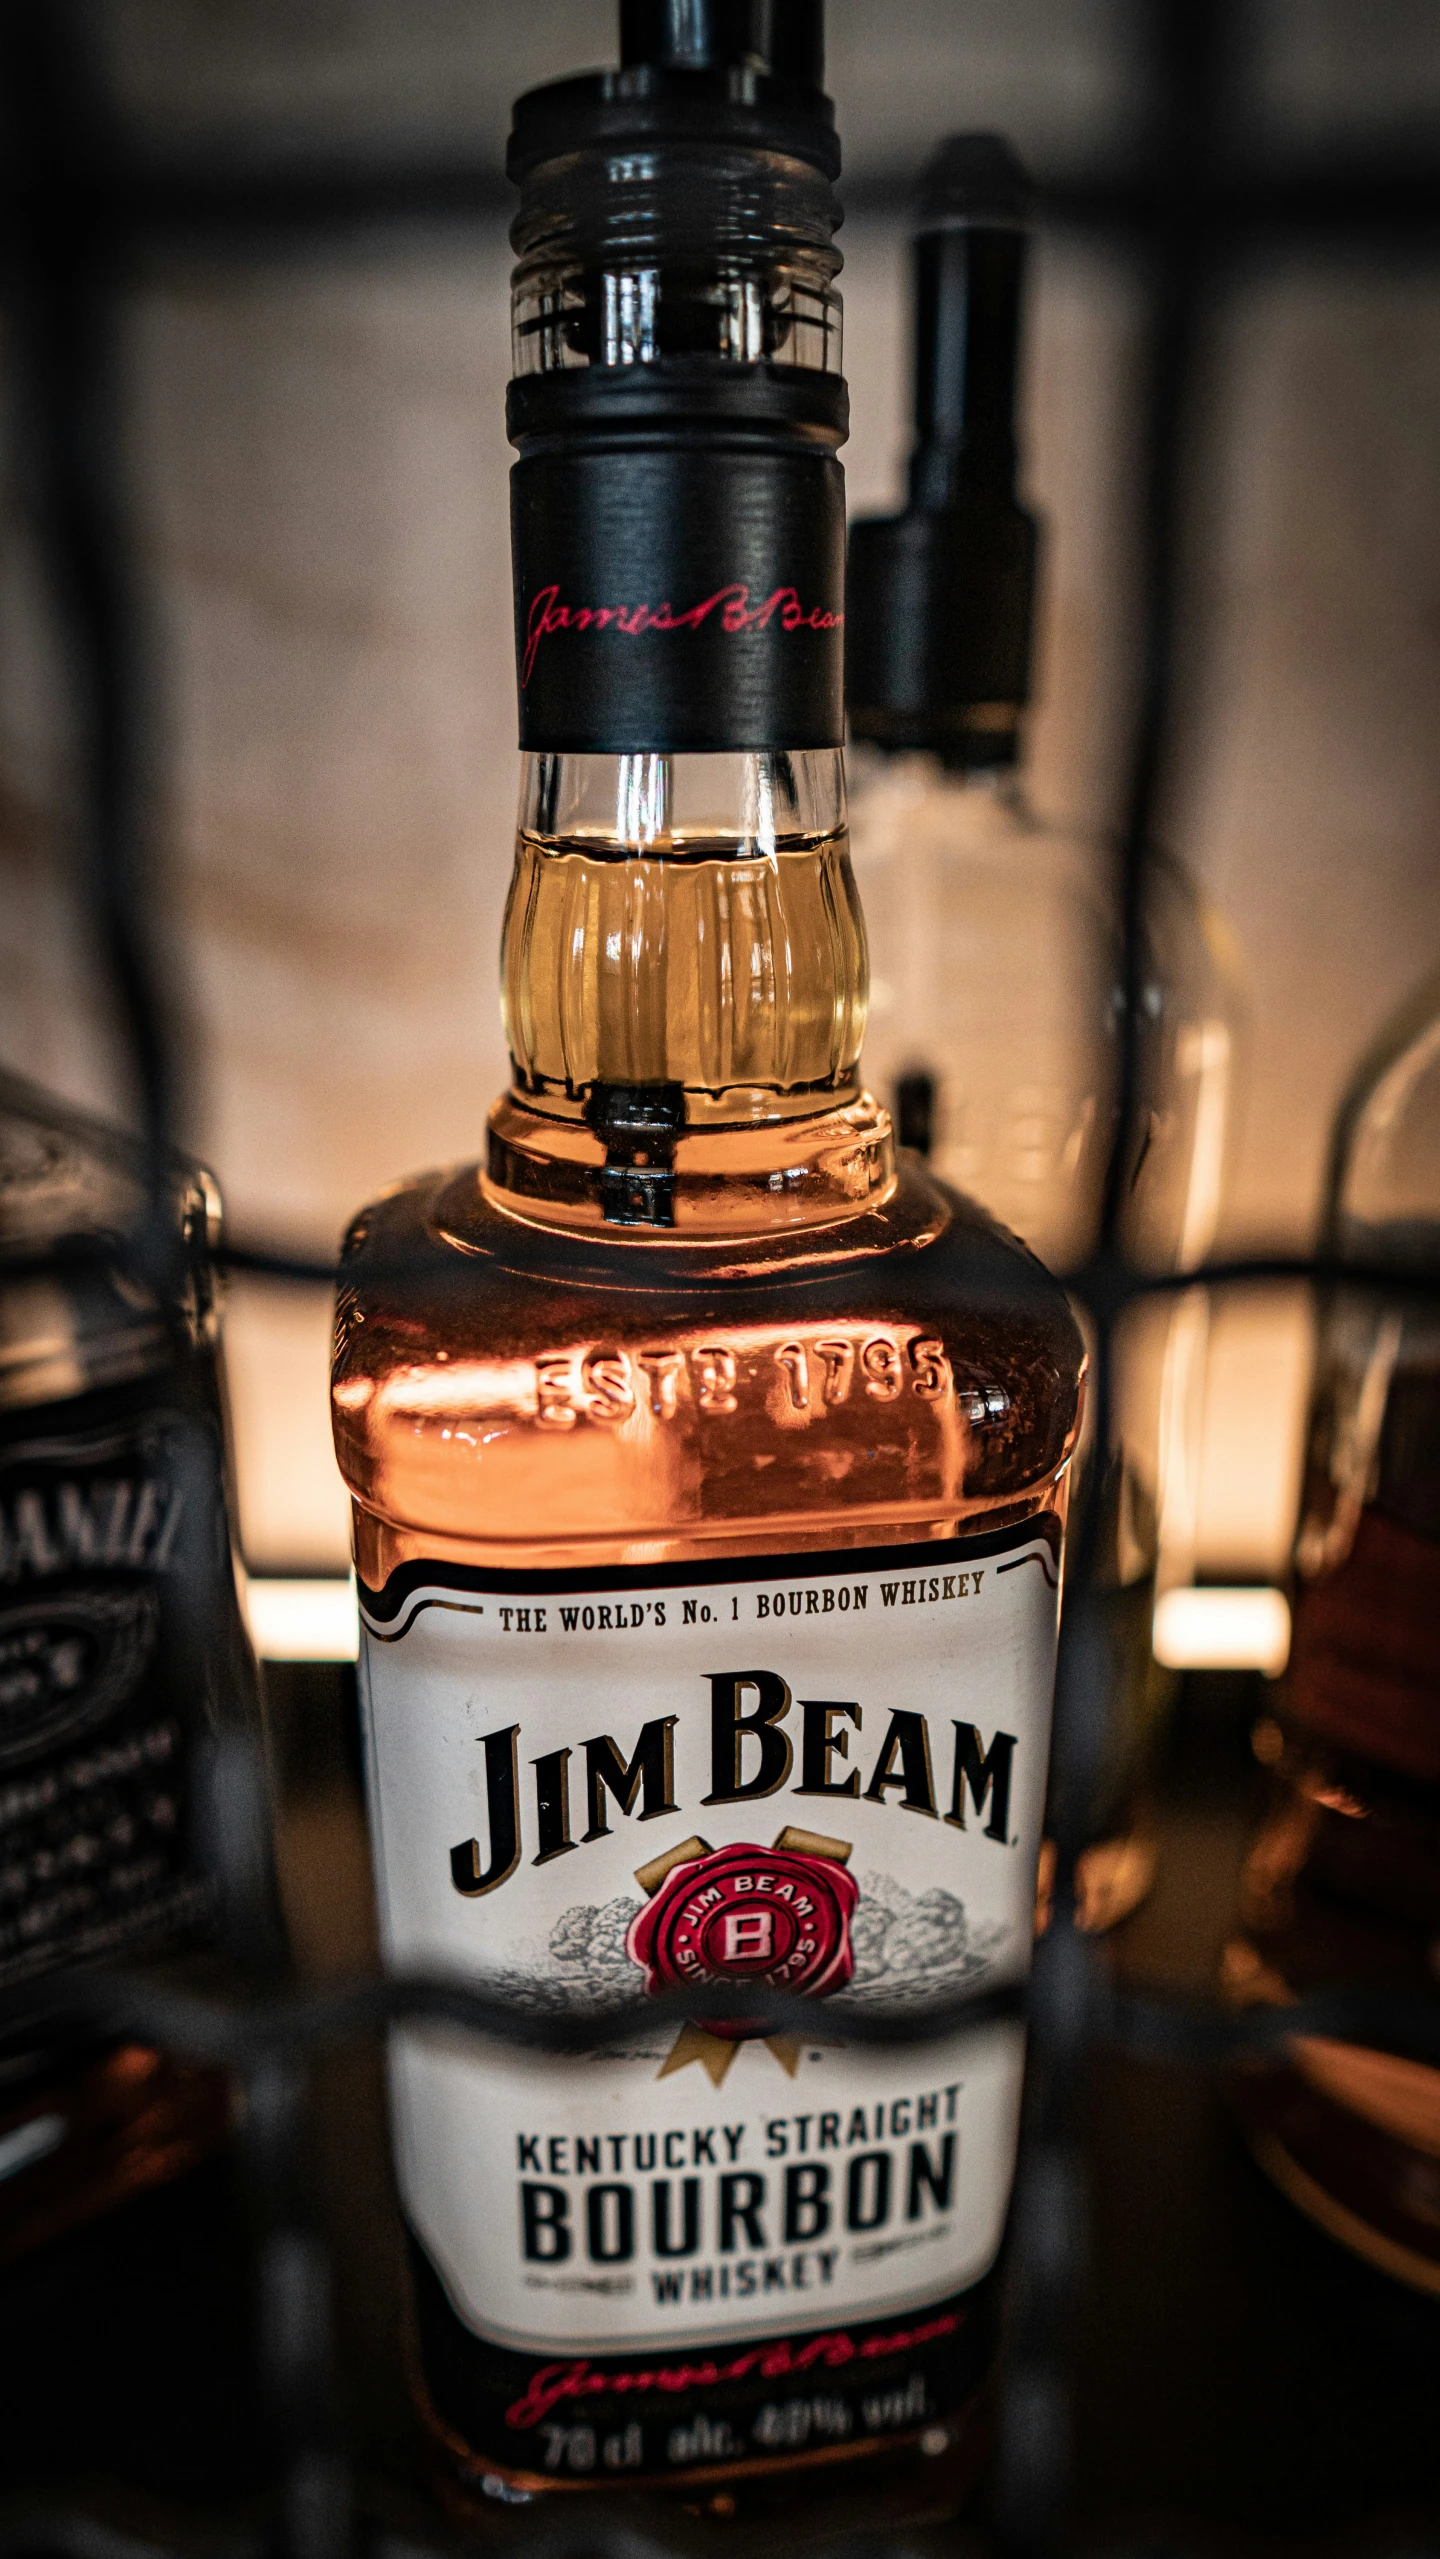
top-left (846, 133), bottom-right (1038, 769)
top-left (919, 130), bottom-right (1034, 226)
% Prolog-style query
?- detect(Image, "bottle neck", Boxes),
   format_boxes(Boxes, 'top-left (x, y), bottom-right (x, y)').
top-left (908, 224), bottom-right (1023, 510)
top-left (488, 749), bottom-right (892, 1236)
top-left (500, 51), bottom-right (857, 1238)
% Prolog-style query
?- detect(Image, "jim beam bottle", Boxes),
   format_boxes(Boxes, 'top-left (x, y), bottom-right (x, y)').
top-left (330, 1), bottom-right (1085, 2523)
top-left (0, 1071), bottom-right (266, 2264)
top-left (1224, 965), bottom-right (1440, 2289)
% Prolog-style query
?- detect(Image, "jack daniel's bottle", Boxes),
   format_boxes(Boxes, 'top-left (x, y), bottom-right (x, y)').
top-left (0, 1071), bottom-right (263, 2263)
top-left (331, 3), bottom-right (1084, 2522)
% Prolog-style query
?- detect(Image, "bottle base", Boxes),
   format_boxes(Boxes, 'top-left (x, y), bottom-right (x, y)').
top-left (0, 2040), bottom-right (233, 2269)
top-left (396, 2198), bottom-right (1008, 2527)
top-left (422, 2390), bottom-right (995, 2538)
top-left (1227, 2047), bottom-right (1440, 2295)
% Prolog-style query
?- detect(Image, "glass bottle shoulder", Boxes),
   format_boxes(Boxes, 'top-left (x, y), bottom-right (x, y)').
top-left (848, 750), bottom-right (1099, 878)
top-left (331, 1149), bottom-right (1085, 1581)
top-left (846, 751), bottom-right (1233, 1017)
top-left (1330, 963), bottom-right (1440, 1251)
top-left (0, 1071), bottom-right (223, 1415)
top-left (847, 751), bottom-right (1241, 1274)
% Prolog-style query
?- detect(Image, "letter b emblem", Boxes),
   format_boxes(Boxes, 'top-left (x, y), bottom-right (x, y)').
top-left (721, 1909), bottom-right (774, 1963)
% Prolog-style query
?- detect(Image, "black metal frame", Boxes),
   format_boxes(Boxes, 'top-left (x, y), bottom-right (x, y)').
top-left (3, 3), bottom-right (1439, 2554)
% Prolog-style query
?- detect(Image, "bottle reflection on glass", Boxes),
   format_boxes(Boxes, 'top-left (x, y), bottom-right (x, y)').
top-left (0, 1072), bottom-right (270, 2267)
top-left (1224, 966), bottom-right (1440, 2288)
top-left (847, 135), bottom-right (1240, 1929)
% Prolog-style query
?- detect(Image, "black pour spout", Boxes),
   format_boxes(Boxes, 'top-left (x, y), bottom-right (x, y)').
top-left (619, 0), bottom-right (824, 87)
top-left (847, 134), bottom-right (1039, 769)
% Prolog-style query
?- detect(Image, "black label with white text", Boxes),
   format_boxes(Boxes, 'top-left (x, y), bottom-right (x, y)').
top-left (0, 1409), bottom-right (217, 1986)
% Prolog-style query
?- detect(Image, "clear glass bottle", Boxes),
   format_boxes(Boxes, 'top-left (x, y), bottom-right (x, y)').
top-left (1224, 964), bottom-right (1440, 2288)
top-left (0, 1070), bottom-right (266, 2265)
top-left (848, 138), bottom-right (1238, 1925)
top-left (331, 11), bottom-right (1084, 2528)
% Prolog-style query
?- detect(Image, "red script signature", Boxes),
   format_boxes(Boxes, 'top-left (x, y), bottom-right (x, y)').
top-left (521, 583), bottom-right (843, 686)
top-left (504, 2313), bottom-right (960, 2429)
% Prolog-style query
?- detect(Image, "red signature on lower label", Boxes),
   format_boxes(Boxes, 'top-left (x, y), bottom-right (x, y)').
top-left (521, 583), bottom-right (843, 686)
top-left (504, 2312), bottom-right (960, 2428)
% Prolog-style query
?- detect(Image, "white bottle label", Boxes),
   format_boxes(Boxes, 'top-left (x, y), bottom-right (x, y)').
top-left (358, 1521), bottom-right (1058, 2363)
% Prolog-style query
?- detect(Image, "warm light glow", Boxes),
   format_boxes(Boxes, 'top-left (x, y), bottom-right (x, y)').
top-left (1152, 1584), bottom-right (1291, 1674)
top-left (245, 1576), bottom-right (360, 1663)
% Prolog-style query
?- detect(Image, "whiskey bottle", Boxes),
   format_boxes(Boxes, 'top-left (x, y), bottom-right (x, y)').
top-left (331, 5), bottom-right (1085, 2522)
top-left (0, 1070), bottom-right (266, 2264)
top-left (847, 136), bottom-right (1238, 1925)
top-left (1224, 964), bottom-right (1440, 2288)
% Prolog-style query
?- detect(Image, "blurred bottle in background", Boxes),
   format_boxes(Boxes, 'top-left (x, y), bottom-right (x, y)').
top-left (0, 1071), bottom-right (272, 2267)
top-left (1224, 966), bottom-right (1440, 2286)
top-left (847, 136), bottom-right (1241, 1924)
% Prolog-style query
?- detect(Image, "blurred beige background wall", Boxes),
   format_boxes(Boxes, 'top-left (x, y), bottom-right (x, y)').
top-left (2, 1), bottom-right (1437, 1578)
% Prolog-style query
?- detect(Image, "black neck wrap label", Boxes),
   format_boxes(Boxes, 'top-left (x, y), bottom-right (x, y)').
top-left (509, 380), bottom-right (847, 754)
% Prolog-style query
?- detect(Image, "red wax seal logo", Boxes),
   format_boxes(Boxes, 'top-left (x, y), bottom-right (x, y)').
top-left (627, 1841), bottom-right (857, 2041)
